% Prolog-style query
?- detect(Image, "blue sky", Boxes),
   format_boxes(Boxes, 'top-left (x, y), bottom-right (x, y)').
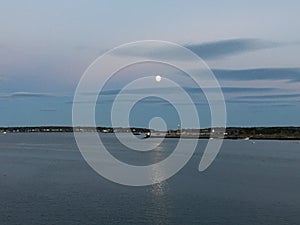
top-left (0, 0), bottom-right (300, 128)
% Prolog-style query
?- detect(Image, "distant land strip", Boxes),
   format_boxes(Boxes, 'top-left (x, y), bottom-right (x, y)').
top-left (1, 126), bottom-right (300, 140)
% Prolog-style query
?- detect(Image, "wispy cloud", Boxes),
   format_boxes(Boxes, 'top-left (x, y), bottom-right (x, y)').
top-left (79, 86), bottom-right (276, 97)
top-left (108, 38), bottom-right (282, 61)
top-left (70, 86), bottom-right (280, 107)
top-left (226, 99), bottom-right (296, 107)
top-left (212, 68), bottom-right (300, 82)
top-left (0, 92), bottom-right (55, 99)
top-left (236, 93), bottom-right (300, 100)
top-left (186, 38), bottom-right (280, 60)
top-left (40, 108), bottom-right (57, 111)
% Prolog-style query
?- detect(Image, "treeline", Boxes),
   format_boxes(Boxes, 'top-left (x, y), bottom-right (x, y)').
top-left (225, 127), bottom-right (300, 139)
top-left (1, 126), bottom-right (300, 139)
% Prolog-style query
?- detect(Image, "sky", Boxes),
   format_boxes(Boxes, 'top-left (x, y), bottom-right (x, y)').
top-left (0, 0), bottom-right (300, 128)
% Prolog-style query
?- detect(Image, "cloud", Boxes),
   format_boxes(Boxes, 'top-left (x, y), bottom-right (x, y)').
top-left (0, 92), bottom-right (55, 99)
top-left (186, 38), bottom-right (280, 60)
top-left (70, 86), bottom-right (278, 107)
top-left (181, 86), bottom-right (273, 94)
top-left (108, 38), bottom-right (282, 61)
top-left (227, 94), bottom-right (300, 107)
top-left (39, 108), bottom-right (57, 112)
top-left (212, 68), bottom-right (300, 82)
top-left (80, 86), bottom-right (276, 97)
top-left (226, 99), bottom-right (296, 107)
top-left (236, 93), bottom-right (300, 100)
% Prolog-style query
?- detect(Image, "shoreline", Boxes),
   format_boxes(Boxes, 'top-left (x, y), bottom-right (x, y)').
top-left (1, 133), bottom-right (300, 141)
top-left (0, 126), bottom-right (300, 141)
top-left (1, 126), bottom-right (300, 140)
top-left (151, 135), bottom-right (300, 141)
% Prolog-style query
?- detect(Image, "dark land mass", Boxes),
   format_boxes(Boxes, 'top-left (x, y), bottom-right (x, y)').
top-left (1, 126), bottom-right (300, 140)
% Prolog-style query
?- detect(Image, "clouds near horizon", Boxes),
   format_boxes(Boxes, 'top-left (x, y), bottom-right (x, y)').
top-left (186, 38), bottom-right (280, 60)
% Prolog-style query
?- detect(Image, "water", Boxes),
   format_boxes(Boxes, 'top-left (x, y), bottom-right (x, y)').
top-left (0, 133), bottom-right (300, 225)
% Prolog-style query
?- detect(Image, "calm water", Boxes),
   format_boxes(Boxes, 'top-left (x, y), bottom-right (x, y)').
top-left (0, 133), bottom-right (300, 225)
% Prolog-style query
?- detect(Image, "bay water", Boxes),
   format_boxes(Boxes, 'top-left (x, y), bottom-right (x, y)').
top-left (0, 133), bottom-right (299, 225)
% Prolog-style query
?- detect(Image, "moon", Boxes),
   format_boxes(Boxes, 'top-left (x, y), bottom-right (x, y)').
top-left (155, 75), bottom-right (162, 82)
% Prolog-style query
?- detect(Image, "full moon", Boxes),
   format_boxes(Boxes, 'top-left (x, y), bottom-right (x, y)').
top-left (155, 75), bottom-right (162, 82)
